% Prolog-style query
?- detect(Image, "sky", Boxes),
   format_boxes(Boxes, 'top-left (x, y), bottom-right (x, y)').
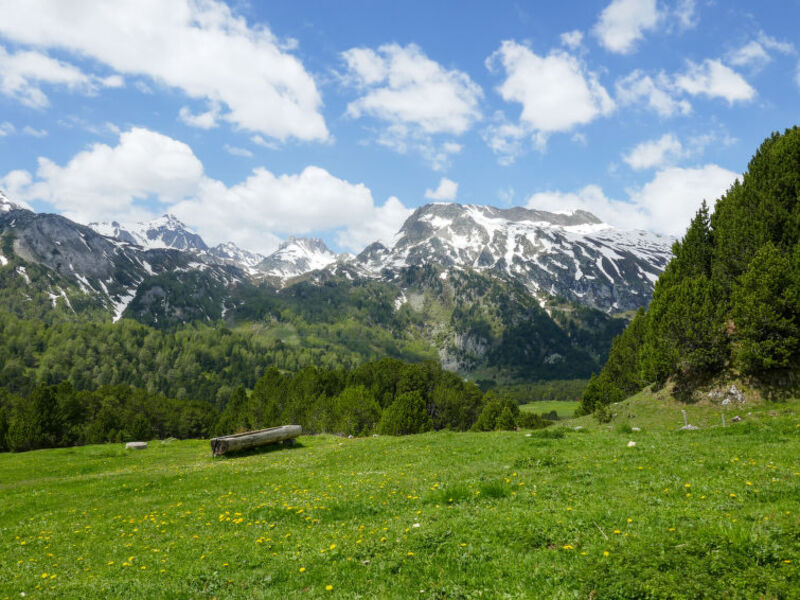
top-left (0, 0), bottom-right (798, 255)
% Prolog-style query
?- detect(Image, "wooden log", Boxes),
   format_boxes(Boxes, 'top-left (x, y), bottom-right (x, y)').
top-left (210, 425), bottom-right (301, 456)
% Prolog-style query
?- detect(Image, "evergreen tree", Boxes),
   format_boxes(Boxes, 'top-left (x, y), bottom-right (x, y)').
top-left (731, 243), bottom-right (800, 373)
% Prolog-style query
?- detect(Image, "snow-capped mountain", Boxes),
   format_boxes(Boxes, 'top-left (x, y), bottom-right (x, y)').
top-left (207, 241), bottom-right (265, 272)
top-left (0, 189), bottom-right (26, 213)
top-left (89, 214), bottom-right (208, 251)
top-left (257, 236), bottom-right (340, 279)
top-left (353, 203), bottom-right (673, 312)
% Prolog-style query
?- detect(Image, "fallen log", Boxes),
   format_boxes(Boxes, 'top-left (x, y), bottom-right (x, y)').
top-left (210, 425), bottom-right (301, 456)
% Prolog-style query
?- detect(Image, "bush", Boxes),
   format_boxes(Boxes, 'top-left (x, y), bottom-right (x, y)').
top-left (377, 391), bottom-right (432, 436)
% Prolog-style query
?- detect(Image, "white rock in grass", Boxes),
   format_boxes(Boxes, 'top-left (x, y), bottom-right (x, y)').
top-left (627, 440), bottom-right (636, 447)
top-left (125, 441), bottom-right (147, 450)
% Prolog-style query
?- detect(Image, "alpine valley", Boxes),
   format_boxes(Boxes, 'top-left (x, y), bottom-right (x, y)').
top-left (0, 189), bottom-right (673, 387)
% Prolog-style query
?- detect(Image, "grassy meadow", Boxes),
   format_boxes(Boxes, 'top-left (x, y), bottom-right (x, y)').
top-left (1, 392), bottom-right (799, 599)
top-left (519, 400), bottom-right (580, 419)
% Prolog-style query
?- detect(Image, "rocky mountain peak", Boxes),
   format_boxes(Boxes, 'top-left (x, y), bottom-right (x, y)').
top-left (257, 236), bottom-right (338, 280)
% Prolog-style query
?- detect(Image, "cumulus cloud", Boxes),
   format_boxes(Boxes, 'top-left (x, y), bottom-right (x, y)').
top-left (674, 59), bottom-right (755, 103)
top-left (593, 0), bottom-right (659, 54)
top-left (615, 70), bottom-right (691, 117)
top-left (5, 126), bottom-right (409, 254)
top-left (623, 134), bottom-right (685, 170)
top-left (343, 43), bottom-right (482, 135)
top-left (335, 196), bottom-right (412, 251)
top-left (15, 128), bottom-right (204, 223)
top-left (424, 177), bottom-right (458, 201)
top-left (0, 45), bottom-right (121, 108)
top-left (484, 41), bottom-right (614, 161)
top-left (341, 43), bottom-right (482, 169)
top-left (526, 164), bottom-right (739, 236)
top-left (0, 0), bottom-right (327, 141)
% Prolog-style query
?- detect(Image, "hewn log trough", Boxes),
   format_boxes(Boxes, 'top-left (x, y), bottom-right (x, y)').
top-left (210, 425), bottom-right (302, 456)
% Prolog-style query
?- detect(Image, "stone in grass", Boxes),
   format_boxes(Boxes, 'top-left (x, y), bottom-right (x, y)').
top-left (627, 440), bottom-right (636, 447)
top-left (731, 416), bottom-right (742, 423)
top-left (125, 441), bottom-right (148, 450)
top-left (680, 424), bottom-right (700, 431)
top-left (631, 427), bottom-right (641, 432)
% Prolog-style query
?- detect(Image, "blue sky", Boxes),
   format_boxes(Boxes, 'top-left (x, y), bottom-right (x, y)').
top-left (0, 0), bottom-right (798, 254)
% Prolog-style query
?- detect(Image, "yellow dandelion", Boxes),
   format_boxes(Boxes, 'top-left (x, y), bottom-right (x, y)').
top-left (300, 567), bottom-right (306, 573)
top-left (326, 585), bottom-right (333, 591)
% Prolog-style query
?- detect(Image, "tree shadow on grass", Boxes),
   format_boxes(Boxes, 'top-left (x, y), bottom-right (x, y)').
top-left (211, 439), bottom-right (305, 460)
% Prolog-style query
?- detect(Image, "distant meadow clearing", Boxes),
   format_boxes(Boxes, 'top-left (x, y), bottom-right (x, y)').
top-left (1, 396), bottom-right (798, 599)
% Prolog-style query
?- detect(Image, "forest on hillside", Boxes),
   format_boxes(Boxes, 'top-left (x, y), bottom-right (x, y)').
top-left (582, 127), bottom-right (800, 414)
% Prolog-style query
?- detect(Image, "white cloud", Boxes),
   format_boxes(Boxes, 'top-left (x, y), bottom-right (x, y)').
top-left (728, 41), bottom-right (771, 69)
top-left (675, 59), bottom-right (755, 103)
top-left (335, 196), bottom-right (412, 251)
top-left (373, 123), bottom-right (463, 171)
top-left (593, 0), bottom-right (659, 54)
top-left (341, 43), bottom-right (482, 169)
top-left (424, 177), bottom-right (458, 201)
top-left (526, 164), bottom-right (739, 236)
top-left (616, 70), bottom-right (691, 117)
top-left (16, 127), bottom-right (204, 223)
top-left (623, 134), bottom-right (684, 170)
top-left (0, 0), bottom-right (327, 141)
top-left (223, 144), bottom-right (253, 158)
top-left (560, 30), bottom-right (584, 50)
top-left (728, 33), bottom-right (795, 72)
top-left (178, 104), bottom-right (220, 130)
top-left (5, 126), bottom-right (409, 254)
top-left (484, 41), bottom-right (614, 160)
top-left (0, 121), bottom-right (14, 136)
top-left (343, 43), bottom-right (482, 135)
top-left (0, 45), bottom-right (119, 108)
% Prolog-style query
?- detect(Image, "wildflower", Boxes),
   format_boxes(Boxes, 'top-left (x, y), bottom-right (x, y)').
top-left (299, 567), bottom-right (306, 573)
top-left (326, 585), bottom-right (333, 591)
top-left (562, 545), bottom-right (574, 550)
top-left (603, 551), bottom-right (610, 557)
top-left (329, 543), bottom-right (336, 550)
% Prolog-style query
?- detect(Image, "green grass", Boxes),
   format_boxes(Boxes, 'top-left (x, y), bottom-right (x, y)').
top-left (1, 400), bottom-right (799, 599)
top-left (519, 400), bottom-right (580, 419)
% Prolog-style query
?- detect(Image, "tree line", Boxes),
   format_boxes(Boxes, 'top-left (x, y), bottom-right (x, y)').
top-left (581, 127), bottom-right (800, 414)
top-left (0, 358), bottom-right (548, 452)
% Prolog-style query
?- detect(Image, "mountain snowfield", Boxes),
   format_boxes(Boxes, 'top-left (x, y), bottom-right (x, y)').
top-left (2, 190), bottom-right (674, 315)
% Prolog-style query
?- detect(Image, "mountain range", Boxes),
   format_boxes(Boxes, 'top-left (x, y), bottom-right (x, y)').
top-left (0, 190), bottom-right (675, 382)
